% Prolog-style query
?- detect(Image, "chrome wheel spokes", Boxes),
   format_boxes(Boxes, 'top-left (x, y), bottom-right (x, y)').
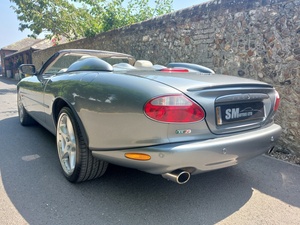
top-left (57, 113), bottom-right (77, 175)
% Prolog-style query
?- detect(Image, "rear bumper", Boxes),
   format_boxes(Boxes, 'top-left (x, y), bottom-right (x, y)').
top-left (92, 124), bottom-right (282, 175)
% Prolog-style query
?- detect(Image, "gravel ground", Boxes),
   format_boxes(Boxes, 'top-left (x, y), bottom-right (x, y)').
top-left (267, 146), bottom-right (300, 165)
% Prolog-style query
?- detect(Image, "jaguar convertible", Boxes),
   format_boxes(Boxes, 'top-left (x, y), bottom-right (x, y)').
top-left (17, 49), bottom-right (282, 184)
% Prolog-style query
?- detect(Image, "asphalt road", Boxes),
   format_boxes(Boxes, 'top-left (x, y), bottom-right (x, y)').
top-left (1, 76), bottom-right (300, 225)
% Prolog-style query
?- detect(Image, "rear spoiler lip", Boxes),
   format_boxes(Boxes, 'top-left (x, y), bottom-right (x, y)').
top-left (187, 83), bottom-right (274, 92)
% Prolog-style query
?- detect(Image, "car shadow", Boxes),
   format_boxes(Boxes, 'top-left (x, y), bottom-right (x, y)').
top-left (0, 116), bottom-right (299, 225)
top-left (0, 77), bottom-right (17, 95)
top-left (0, 76), bottom-right (18, 85)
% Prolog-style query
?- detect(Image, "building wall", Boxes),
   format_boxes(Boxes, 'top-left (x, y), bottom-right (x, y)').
top-left (0, 49), bottom-right (16, 76)
top-left (33, 0), bottom-right (300, 155)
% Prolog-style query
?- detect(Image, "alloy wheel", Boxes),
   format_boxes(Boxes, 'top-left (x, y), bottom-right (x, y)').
top-left (57, 112), bottom-right (77, 176)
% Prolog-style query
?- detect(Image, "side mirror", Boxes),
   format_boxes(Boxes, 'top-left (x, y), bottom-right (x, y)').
top-left (19, 64), bottom-right (37, 75)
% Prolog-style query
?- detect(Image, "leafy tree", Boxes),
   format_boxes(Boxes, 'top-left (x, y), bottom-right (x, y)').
top-left (10, 0), bottom-right (173, 40)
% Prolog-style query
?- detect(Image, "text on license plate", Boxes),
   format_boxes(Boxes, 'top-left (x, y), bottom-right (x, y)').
top-left (216, 102), bottom-right (265, 125)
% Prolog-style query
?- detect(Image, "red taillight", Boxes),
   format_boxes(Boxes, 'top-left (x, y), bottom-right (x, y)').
top-left (144, 95), bottom-right (205, 123)
top-left (274, 90), bottom-right (280, 111)
top-left (160, 68), bottom-right (189, 73)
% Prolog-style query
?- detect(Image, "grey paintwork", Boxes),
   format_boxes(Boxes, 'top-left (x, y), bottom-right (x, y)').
top-left (17, 49), bottom-right (282, 176)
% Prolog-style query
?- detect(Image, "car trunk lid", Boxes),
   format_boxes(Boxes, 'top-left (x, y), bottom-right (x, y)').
top-left (124, 71), bottom-right (276, 134)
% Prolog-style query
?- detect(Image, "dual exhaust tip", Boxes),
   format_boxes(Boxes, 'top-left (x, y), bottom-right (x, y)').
top-left (162, 170), bottom-right (191, 184)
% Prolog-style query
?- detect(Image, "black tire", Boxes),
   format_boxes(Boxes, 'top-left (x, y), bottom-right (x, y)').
top-left (56, 107), bottom-right (108, 183)
top-left (17, 92), bottom-right (36, 126)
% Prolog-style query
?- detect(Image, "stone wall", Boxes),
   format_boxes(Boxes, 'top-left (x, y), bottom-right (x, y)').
top-left (33, 0), bottom-right (300, 155)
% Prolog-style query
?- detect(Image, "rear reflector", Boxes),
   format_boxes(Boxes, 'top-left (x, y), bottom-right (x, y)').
top-left (144, 94), bottom-right (205, 123)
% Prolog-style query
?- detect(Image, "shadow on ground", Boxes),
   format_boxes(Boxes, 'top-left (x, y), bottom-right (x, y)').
top-left (0, 116), bottom-right (299, 225)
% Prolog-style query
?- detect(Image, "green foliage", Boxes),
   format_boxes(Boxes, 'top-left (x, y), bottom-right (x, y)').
top-left (10, 0), bottom-right (173, 40)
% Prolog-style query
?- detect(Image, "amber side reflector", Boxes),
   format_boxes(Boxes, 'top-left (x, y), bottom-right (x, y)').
top-left (125, 153), bottom-right (151, 161)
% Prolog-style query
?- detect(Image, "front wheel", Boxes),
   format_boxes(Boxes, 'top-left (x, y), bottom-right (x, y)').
top-left (17, 92), bottom-right (35, 126)
top-left (56, 107), bottom-right (108, 183)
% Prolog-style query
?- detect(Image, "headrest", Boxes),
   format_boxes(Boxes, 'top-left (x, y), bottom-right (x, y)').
top-left (134, 60), bottom-right (153, 67)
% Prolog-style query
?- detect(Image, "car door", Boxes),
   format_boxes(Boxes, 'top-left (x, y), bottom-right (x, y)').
top-left (20, 53), bottom-right (62, 126)
top-left (20, 72), bottom-right (52, 125)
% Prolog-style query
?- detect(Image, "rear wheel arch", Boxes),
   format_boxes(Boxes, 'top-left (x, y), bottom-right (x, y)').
top-left (52, 98), bottom-right (89, 145)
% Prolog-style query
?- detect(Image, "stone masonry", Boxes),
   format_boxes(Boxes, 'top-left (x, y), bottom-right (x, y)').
top-left (33, 0), bottom-right (300, 155)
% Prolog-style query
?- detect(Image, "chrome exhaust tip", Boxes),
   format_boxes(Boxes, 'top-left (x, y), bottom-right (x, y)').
top-left (162, 170), bottom-right (191, 184)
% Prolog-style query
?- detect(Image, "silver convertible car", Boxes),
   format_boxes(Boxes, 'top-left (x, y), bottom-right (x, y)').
top-left (18, 49), bottom-right (282, 184)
